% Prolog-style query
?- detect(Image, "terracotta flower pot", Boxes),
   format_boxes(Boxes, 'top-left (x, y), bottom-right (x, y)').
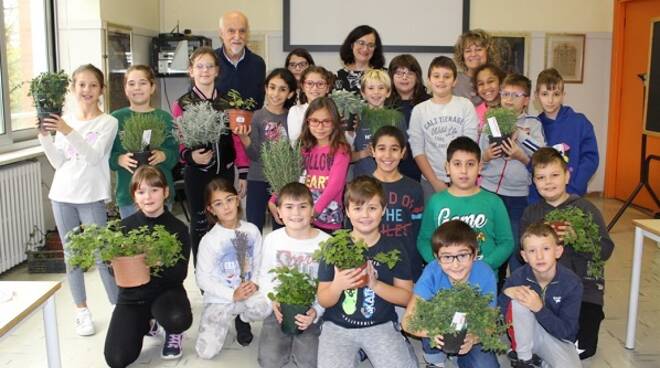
top-left (226, 109), bottom-right (253, 130)
top-left (442, 329), bottom-right (467, 355)
top-left (355, 262), bottom-right (369, 288)
top-left (111, 253), bottom-right (150, 287)
top-left (280, 303), bottom-right (309, 336)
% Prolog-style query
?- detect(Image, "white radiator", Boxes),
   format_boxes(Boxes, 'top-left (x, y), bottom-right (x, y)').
top-left (0, 160), bottom-right (44, 273)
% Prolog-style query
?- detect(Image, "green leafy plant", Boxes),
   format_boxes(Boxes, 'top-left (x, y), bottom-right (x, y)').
top-left (407, 283), bottom-right (508, 352)
top-left (361, 107), bottom-right (403, 134)
top-left (67, 220), bottom-right (183, 276)
top-left (172, 101), bottom-right (227, 148)
top-left (267, 266), bottom-right (317, 306)
top-left (261, 139), bottom-right (304, 194)
top-left (545, 206), bottom-right (603, 278)
top-left (483, 107), bottom-right (518, 137)
top-left (313, 229), bottom-right (401, 270)
top-left (329, 89), bottom-right (367, 120)
top-left (119, 113), bottom-right (167, 152)
top-left (28, 70), bottom-right (70, 112)
top-left (227, 89), bottom-right (257, 110)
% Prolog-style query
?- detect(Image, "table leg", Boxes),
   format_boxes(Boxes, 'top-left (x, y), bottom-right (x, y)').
top-left (43, 296), bottom-right (62, 368)
top-left (625, 227), bottom-right (644, 349)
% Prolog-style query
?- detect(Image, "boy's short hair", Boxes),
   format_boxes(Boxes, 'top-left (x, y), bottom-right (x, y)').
top-left (502, 73), bottom-right (532, 97)
top-left (531, 147), bottom-right (568, 174)
top-left (536, 68), bottom-right (564, 92)
top-left (370, 125), bottom-right (407, 149)
top-left (431, 220), bottom-right (478, 256)
top-left (344, 175), bottom-right (386, 209)
top-left (446, 136), bottom-right (481, 162)
top-left (521, 222), bottom-right (560, 250)
top-left (428, 56), bottom-right (457, 79)
top-left (360, 69), bottom-right (392, 91)
top-left (276, 182), bottom-right (313, 207)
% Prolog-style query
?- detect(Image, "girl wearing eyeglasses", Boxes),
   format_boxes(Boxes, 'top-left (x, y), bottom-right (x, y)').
top-left (287, 66), bottom-right (333, 146)
top-left (195, 177), bottom-right (269, 359)
top-left (297, 96), bottom-right (350, 231)
top-left (285, 48), bottom-right (315, 104)
top-left (171, 46), bottom-right (249, 268)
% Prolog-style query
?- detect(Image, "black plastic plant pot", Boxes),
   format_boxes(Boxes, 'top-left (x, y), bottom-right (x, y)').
top-left (442, 329), bottom-right (467, 355)
top-left (488, 134), bottom-right (512, 157)
top-left (191, 143), bottom-right (213, 153)
top-left (132, 151), bottom-right (152, 167)
top-left (36, 107), bottom-right (62, 133)
top-left (280, 303), bottom-right (309, 336)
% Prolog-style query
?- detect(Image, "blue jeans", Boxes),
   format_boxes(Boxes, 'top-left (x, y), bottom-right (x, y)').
top-left (246, 180), bottom-right (282, 233)
top-left (422, 337), bottom-right (499, 368)
top-left (52, 200), bottom-right (118, 306)
top-left (496, 194), bottom-right (528, 273)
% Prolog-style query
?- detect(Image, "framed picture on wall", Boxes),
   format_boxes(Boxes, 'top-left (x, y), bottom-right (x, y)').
top-left (491, 33), bottom-right (529, 76)
top-left (545, 33), bottom-right (586, 83)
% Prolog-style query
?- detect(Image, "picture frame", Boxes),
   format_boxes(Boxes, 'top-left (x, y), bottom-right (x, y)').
top-left (545, 33), bottom-right (586, 83)
top-left (491, 33), bottom-right (530, 76)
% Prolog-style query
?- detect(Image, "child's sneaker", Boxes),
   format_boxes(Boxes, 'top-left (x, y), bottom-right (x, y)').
top-left (145, 319), bottom-right (161, 337)
top-left (508, 351), bottom-right (542, 367)
top-left (235, 315), bottom-right (253, 346)
top-left (74, 308), bottom-right (95, 336)
top-left (161, 333), bottom-right (183, 360)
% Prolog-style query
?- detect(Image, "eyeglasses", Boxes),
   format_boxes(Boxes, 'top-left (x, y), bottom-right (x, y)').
top-left (288, 61), bottom-right (309, 70)
top-left (394, 69), bottom-right (415, 78)
top-left (193, 63), bottom-right (216, 71)
top-left (307, 118), bottom-right (333, 128)
top-left (500, 91), bottom-right (528, 99)
top-left (210, 195), bottom-right (238, 208)
top-left (438, 252), bottom-right (473, 264)
top-left (354, 40), bottom-right (376, 50)
top-left (303, 80), bottom-right (328, 89)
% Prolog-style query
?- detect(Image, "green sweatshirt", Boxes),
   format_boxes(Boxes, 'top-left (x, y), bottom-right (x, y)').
top-left (417, 189), bottom-right (513, 271)
top-left (109, 108), bottom-right (178, 207)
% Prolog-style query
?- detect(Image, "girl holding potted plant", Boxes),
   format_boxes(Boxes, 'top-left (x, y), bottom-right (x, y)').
top-left (236, 68), bottom-right (297, 232)
top-left (171, 46), bottom-right (249, 266)
top-left (104, 165), bottom-right (192, 366)
top-left (38, 64), bottom-right (119, 336)
top-left (110, 65), bottom-right (178, 219)
top-left (195, 178), bottom-right (270, 359)
top-left (473, 63), bottom-right (506, 138)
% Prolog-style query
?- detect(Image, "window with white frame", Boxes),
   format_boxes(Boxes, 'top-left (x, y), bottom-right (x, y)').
top-left (0, 0), bottom-right (55, 146)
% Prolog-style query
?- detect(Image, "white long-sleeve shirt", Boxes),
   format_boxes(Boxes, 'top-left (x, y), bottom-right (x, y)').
top-left (408, 96), bottom-right (478, 182)
top-left (196, 221), bottom-right (263, 304)
top-left (257, 227), bottom-right (330, 320)
top-left (286, 102), bottom-right (308, 147)
top-left (38, 113), bottom-right (118, 203)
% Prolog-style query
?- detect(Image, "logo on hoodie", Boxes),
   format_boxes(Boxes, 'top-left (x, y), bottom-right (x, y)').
top-left (553, 296), bottom-right (562, 304)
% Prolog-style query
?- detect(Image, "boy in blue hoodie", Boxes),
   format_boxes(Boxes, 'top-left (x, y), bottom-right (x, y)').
top-left (499, 222), bottom-right (582, 368)
top-left (531, 68), bottom-right (599, 201)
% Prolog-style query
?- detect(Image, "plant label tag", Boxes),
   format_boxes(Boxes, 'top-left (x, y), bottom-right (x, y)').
top-left (299, 169), bottom-right (307, 184)
top-left (487, 117), bottom-right (502, 138)
top-left (451, 312), bottom-right (467, 331)
top-left (142, 130), bottom-right (152, 146)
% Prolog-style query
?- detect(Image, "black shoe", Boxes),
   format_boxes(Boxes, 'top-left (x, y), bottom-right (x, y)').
top-left (235, 315), bottom-right (253, 346)
top-left (508, 351), bottom-right (542, 367)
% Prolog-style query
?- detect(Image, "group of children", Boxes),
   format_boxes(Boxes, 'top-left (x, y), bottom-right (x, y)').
top-left (36, 25), bottom-right (613, 368)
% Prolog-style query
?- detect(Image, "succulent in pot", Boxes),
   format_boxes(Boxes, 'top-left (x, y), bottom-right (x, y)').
top-left (119, 113), bottom-right (167, 166)
top-left (172, 101), bottom-right (228, 152)
top-left (28, 70), bottom-right (70, 131)
top-left (225, 89), bottom-right (257, 130)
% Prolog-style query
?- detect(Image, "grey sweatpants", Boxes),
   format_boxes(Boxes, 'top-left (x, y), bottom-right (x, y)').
top-left (258, 313), bottom-right (321, 368)
top-left (318, 321), bottom-right (417, 368)
top-left (195, 295), bottom-right (271, 359)
top-left (511, 300), bottom-right (582, 368)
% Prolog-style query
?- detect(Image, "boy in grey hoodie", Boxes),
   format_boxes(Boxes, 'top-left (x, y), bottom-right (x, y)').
top-left (479, 74), bottom-right (545, 278)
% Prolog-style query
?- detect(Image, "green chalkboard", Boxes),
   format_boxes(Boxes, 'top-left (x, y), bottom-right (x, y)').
top-left (644, 18), bottom-right (660, 136)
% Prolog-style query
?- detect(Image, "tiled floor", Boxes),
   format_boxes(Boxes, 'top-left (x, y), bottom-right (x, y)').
top-left (1, 197), bottom-right (658, 367)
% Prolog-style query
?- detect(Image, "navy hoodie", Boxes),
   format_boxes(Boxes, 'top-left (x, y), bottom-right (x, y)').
top-left (214, 46), bottom-right (266, 110)
top-left (529, 105), bottom-right (599, 202)
top-left (499, 263), bottom-right (583, 342)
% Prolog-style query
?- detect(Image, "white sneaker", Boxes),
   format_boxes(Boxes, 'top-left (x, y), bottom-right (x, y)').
top-left (75, 308), bottom-right (95, 336)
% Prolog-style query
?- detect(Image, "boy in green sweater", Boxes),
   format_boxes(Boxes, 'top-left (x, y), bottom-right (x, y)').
top-left (417, 136), bottom-right (513, 273)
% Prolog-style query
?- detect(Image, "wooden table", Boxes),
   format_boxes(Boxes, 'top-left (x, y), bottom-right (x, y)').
top-left (626, 219), bottom-right (660, 349)
top-left (0, 281), bottom-right (62, 367)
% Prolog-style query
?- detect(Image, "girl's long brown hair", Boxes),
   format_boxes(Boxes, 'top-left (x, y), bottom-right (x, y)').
top-left (298, 96), bottom-right (349, 157)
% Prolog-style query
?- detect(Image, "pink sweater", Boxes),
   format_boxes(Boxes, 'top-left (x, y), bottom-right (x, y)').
top-left (303, 144), bottom-right (349, 230)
